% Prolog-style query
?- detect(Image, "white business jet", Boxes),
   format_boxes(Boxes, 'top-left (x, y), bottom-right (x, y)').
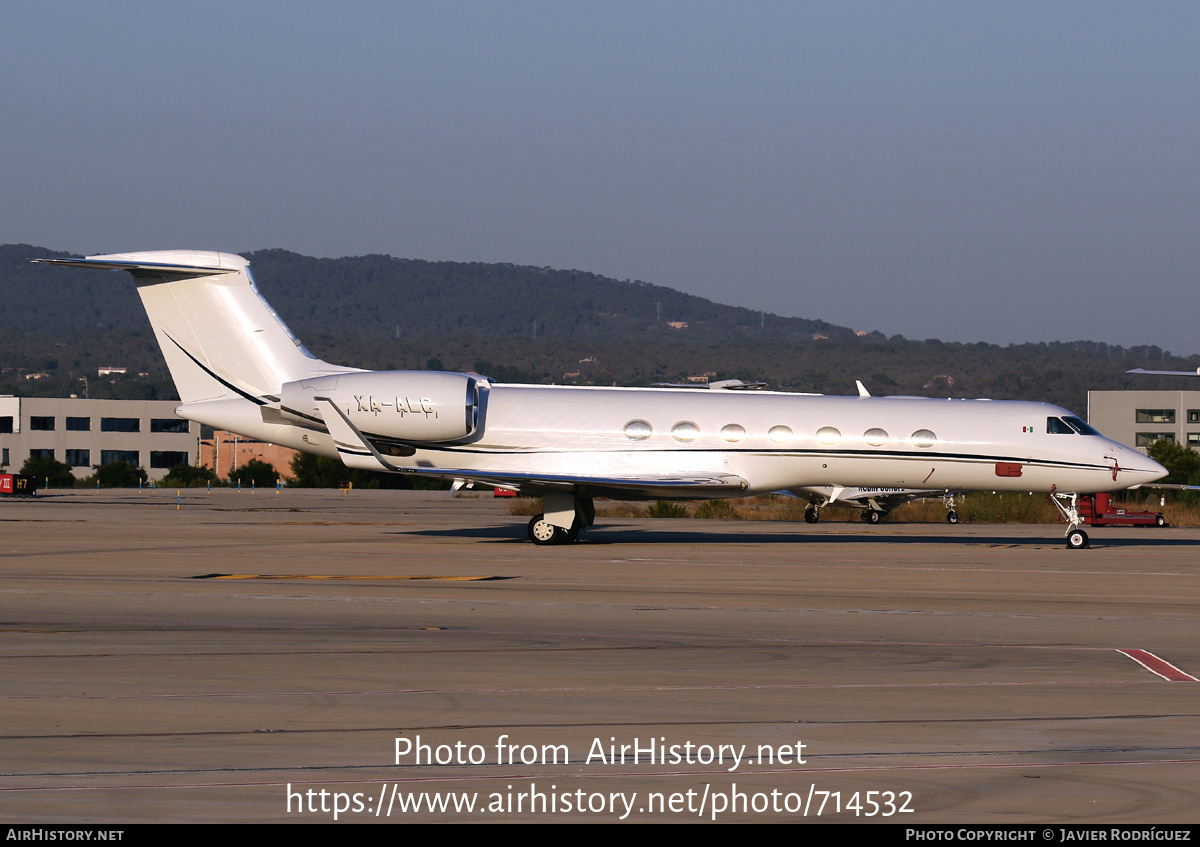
top-left (35, 251), bottom-right (1166, 548)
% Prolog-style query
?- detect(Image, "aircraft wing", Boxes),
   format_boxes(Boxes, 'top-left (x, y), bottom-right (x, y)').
top-left (313, 395), bottom-right (748, 497)
top-left (1126, 368), bottom-right (1200, 377)
top-left (390, 466), bottom-right (750, 498)
top-left (790, 485), bottom-right (950, 506)
top-left (1127, 483), bottom-right (1200, 491)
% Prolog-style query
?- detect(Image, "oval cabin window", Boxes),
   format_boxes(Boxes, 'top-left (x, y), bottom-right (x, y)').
top-left (911, 429), bottom-right (937, 448)
top-left (815, 426), bottom-right (842, 445)
top-left (672, 421), bottom-right (700, 442)
top-left (864, 428), bottom-right (889, 446)
top-left (768, 425), bottom-right (793, 444)
top-left (720, 424), bottom-right (746, 442)
top-left (624, 420), bottom-right (652, 440)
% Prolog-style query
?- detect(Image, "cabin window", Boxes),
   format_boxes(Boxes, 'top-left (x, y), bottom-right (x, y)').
top-left (815, 426), bottom-right (841, 445)
top-left (1046, 417), bottom-right (1074, 434)
top-left (671, 421), bottom-right (699, 442)
top-left (1062, 416), bottom-right (1099, 436)
top-left (768, 425), bottom-right (793, 444)
top-left (623, 420), bottom-right (652, 440)
top-left (1135, 432), bottom-right (1173, 447)
top-left (1136, 409), bottom-right (1176, 424)
top-left (864, 428), bottom-right (888, 446)
top-left (911, 429), bottom-right (937, 448)
top-left (720, 424), bottom-right (746, 442)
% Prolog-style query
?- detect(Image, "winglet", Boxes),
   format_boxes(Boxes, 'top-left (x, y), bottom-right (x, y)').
top-left (313, 396), bottom-right (399, 473)
top-left (856, 380), bottom-right (871, 397)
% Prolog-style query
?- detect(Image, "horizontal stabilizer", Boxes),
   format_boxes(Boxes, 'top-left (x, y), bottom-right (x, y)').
top-left (33, 254), bottom-right (233, 277)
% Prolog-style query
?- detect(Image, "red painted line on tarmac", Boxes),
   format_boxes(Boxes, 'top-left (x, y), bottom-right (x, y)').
top-left (1118, 649), bottom-right (1197, 682)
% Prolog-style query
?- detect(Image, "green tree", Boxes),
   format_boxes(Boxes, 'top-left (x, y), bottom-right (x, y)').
top-left (229, 459), bottom-right (280, 487)
top-left (289, 453), bottom-right (353, 488)
top-left (287, 452), bottom-right (426, 489)
top-left (1147, 440), bottom-right (1200, 484)
top-left (20, 455), bottom-right (75, 488)
top-left (161, 463), bottom-right (219, 488)
top-left (91, 460), bottom-right (148, 488)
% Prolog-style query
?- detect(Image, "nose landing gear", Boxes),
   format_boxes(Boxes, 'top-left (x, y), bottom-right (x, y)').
top-left (1051, 491), bottom-right (1090, 549)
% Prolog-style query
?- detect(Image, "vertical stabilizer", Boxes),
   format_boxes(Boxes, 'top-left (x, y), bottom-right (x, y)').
top-left (35, 250), bottom-right (348, 404)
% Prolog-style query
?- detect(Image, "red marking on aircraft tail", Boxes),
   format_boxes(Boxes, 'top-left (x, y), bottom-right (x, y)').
top-left (1118, 649), bottom-right (1197, 682)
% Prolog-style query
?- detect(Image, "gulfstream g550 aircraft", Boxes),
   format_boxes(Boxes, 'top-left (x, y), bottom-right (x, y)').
top-left (35, 250), bottom-right (1166, 548)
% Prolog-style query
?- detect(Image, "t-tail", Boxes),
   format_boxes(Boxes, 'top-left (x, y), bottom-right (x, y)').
top-left (33, 250), bottom-right (359, 452)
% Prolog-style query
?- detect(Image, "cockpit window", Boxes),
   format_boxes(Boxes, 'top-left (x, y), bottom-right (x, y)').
top-left (1062, 416), bottom-right (1100, 436)
top-left (1047, 417), bottom-right (1074, 434)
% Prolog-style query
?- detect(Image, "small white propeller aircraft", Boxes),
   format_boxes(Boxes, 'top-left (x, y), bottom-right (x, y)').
top-left (35, 251), bottom-right (1167, 548)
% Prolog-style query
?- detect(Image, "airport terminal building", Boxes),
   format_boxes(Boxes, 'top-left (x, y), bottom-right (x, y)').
top-left (0, 396), bottom-right (199, 481)
top-left (1088, 389), bottom-right (1200, 451)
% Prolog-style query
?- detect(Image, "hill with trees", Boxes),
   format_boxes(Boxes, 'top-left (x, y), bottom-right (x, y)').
top-left (1, 243), bottom-right (1196, 415)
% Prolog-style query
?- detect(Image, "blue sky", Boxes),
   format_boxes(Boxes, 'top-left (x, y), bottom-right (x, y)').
top-left (3, 1), bottom-right (1198, 354)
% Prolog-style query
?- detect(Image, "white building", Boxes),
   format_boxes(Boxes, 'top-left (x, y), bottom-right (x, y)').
top-left (1087, 390), bottom-right (1200, 452)
top-left (0, 397), bottom-right (199, 481)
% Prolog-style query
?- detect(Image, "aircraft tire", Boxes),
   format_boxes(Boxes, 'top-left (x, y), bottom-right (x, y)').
top-left (864, 509), bottom-right (882, 524)
top-left (1066, 528), bottom-right (1089, 550)
top-left (804, 507), bottom-right (819, 523)
top-left (527, 514), bottom-right (564, 546)
top-left (946, 510), bottom-right (958, 524)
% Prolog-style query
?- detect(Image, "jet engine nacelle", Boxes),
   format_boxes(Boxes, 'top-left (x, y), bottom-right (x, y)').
top-left (280, 371), bottom-right (480, 442)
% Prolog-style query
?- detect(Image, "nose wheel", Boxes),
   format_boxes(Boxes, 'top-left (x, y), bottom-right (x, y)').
top-left (1051, 492), bottom-right (1091, 550)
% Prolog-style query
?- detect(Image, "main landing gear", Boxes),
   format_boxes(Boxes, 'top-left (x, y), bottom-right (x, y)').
top-left (944, 493), bottom-right (958, 524)
top-left (526, 493), bottom-right (594, 545)
top-left (527, 513), bottom-right (584, 545)
top-left (1051, 491), bottom-right (1089, 549)
top-left (804, 506), bottom-right (820, 523)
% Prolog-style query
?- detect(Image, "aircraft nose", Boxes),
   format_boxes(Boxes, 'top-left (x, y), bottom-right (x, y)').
top-left (1119, 446), bottom-right (1168, 483)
